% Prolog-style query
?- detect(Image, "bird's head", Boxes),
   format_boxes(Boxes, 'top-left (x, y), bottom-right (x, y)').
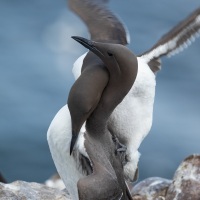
top-left (71, 36), bottom-right (137, 77)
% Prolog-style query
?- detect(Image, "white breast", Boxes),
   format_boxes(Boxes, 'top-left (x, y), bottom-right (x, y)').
top-left (108, 57), bottom-right (156, 152)
top-left (72, 54), bottom-right (156, 151)
top-left (47, 105), bottom-right (84, 200)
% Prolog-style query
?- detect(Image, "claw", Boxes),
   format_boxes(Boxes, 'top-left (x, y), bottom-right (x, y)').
top-left (112, 136), bottom-right (126, 153)
top-left (112, 135), bottom-right (117, 143)
top-left (115, 146), bottom-right (126, 156)
top-left (122, 160), bottom-right (127, 166)
top-left (112, 136), bottom-right (128, 166)
top-left (117, 145), bottom-right (127, 152)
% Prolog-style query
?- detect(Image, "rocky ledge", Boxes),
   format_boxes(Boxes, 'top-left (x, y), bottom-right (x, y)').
top-left (0, 181), bottom-right (70, 200)
top-left (131, 154), bottom-right (200, 200)
top-left (0, 154), bottom-right (199, 200)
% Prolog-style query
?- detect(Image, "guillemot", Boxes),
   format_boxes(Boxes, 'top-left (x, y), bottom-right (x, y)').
top-left (47, 1), bottom-right (130, 198)
top-left (68, 0), bottom-right (130, 164)
top-left (71, 36), bottom-right (138, 200)
top-left (47, 2), bottom-right (200, 199)
top-left (69, 0), bottom-right (200, 181)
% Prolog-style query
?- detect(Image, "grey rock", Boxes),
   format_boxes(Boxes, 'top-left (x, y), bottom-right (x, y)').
top-left (131, 154), bottom-right (200, 200)
top-left (0, 181), bottom-right (71, 200)
top-left (1, 154), bottom-right (199, 199)
top-left (165, 154), bottom-right (200, 200)
top-left (131, 177), bottom-right (171, 200)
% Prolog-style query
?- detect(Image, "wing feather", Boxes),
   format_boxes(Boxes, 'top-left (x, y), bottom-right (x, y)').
top-left (68, 0), bottom-right (128, 44)
top-left (141, 8), bottom-right (200, 64)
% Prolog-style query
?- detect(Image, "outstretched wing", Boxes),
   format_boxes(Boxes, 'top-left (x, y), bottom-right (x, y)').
top-left (141, 8), bottom-right (200, 72)
top-left (68, 0), bottom-right (129, 45)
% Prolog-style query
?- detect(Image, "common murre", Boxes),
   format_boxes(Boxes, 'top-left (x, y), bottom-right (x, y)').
top-left (69, 1), bottom-right (200, 181)
top-left (47, 2), bottom-right (200, 199)
top-left (71, 36), bottom-right (137, 200)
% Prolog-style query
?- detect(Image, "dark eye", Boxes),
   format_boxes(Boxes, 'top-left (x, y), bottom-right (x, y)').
top-left (107, 52), bottom-right (113, 57)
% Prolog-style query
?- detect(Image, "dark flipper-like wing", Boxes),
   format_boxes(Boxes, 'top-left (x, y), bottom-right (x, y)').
top-left (68, 0), bottom-right (129, 44)
top-left (140, 8), bottom-right (200, 72)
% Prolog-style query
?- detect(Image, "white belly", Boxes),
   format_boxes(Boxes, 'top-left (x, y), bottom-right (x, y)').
top-left (108, 57), bottom-right (156, 152)
top-left (47, 105), bottom-right (84, 200)
top-left (73, 55), bottom-right (156, 152)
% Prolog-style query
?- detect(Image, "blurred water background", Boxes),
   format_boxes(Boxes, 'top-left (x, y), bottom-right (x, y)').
top-left (0, 0), bottom-right (199, 183)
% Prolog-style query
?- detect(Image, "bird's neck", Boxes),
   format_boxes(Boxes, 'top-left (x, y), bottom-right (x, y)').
top-left (87, 55), bottom-right (137, 135)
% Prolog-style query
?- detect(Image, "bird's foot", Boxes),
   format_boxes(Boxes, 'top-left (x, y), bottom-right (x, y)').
top-left (112, 136), bottom-right (127, 165)
top-left (112, 135), bottom-right (127, 154)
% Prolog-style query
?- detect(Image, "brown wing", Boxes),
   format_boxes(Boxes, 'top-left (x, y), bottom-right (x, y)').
top-left (68, 0), bottom-right (129, 45)
top-left (141, 7), bottom-right (200, 72)
top-left (140, 8), bottom-right (200, 72)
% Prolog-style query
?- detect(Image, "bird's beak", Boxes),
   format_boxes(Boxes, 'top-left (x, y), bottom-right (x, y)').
top-left (71, 36), bottom-right (95, 51)
top-left (71, 36), bottom-right (104, 57)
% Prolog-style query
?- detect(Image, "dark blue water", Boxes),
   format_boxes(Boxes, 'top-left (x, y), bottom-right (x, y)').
top-left (0, 0), bottom-right (199, 183)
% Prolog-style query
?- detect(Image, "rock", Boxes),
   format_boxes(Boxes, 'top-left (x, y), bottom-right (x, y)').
top-left (1, 154), bottom-right (199, 199)
top-left (131, 177), bottom-right (172, 200)
top-left (131, 154), bottom-right (200, 200)
top-left (165, 154), bottom-right (200, 200)
top-left (0, 181), bottom-right (71, 200)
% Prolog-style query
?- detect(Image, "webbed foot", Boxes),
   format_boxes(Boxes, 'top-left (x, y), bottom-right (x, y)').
top-left (112, 136), bottom-right (127, 166)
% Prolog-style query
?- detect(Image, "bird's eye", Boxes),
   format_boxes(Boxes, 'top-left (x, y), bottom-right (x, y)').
top-left (107, 52), bottom-right (113, 57)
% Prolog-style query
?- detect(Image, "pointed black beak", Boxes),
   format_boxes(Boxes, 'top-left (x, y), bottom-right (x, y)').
top-left (71, 36), bottom-right (95, 51)
top-left (71, 36), bottom-right (104, 57)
